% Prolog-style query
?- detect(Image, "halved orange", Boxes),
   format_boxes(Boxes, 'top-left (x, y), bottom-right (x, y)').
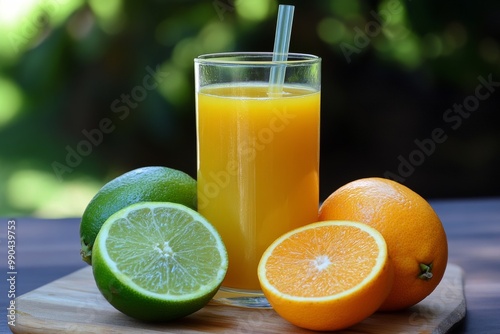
top-left (258, 220), bottom-right (393, 331)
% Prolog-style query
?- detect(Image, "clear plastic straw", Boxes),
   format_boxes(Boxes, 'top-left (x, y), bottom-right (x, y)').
top-left (268, 4), bottom-right (295, 95)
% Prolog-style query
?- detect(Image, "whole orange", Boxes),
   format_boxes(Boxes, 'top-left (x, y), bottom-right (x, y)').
top-left (318, 177), bottom-right (448, 311)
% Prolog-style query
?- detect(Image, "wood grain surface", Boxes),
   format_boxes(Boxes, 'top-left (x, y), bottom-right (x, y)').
top-left (11, 263), bottom-right (465, 334)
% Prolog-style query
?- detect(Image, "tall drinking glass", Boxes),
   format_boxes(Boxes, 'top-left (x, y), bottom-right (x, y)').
top-left (195, 52), bottom-right (321, 307)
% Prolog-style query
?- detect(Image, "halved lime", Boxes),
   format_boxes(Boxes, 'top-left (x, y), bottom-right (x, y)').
top-left (91, 202), bottom-right (228, 322)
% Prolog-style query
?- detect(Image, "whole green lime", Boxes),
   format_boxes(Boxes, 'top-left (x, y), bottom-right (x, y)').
top-left (80, 166), bottom-right (197, 265)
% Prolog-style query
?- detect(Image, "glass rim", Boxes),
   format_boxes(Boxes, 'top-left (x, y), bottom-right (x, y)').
top-left (194, 52), bottom-right (321, 65)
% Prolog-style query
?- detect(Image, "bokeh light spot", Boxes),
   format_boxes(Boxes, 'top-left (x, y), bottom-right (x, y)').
top-left (6, 169), bottom-right (101, 217)
top-left (391, 33), bottom-right (422, 68)
top-left (172, 37), bottom-right (203, 68)
top-left (88, 0), bottom-right (124, 34)
top-left (199, 21), bottom-right (235, 53)
top-left (317, 18), bottom-right (346, 44)
top-left (0, 0), bottom-right (39, 28)
top-left (0, 77), bottom-right (23, 127)
top-left (235, 0), bottom-right (273, 21)
top-left (156, 62), bottom-right (189, 106)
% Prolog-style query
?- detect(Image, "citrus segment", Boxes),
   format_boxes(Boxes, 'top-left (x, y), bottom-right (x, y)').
top-left (92, 202), bottom-right (228, 321)
top-left (80, 166), bottom-right (197, 264)
top-left (318, 177), bottom-right (448, 311)
top-left (258, 220), bottom-right (393, 331)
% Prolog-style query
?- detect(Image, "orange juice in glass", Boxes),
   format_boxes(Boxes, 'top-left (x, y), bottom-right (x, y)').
top-left (194, 53), bottom-right (321, 307)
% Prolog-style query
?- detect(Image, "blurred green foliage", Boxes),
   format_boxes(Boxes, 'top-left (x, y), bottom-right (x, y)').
top-left (0, 0), bottom-right (499, 217)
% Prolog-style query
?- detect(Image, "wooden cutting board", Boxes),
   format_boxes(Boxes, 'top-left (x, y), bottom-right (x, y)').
top-left (11, 264), bottom-right (465, 333)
